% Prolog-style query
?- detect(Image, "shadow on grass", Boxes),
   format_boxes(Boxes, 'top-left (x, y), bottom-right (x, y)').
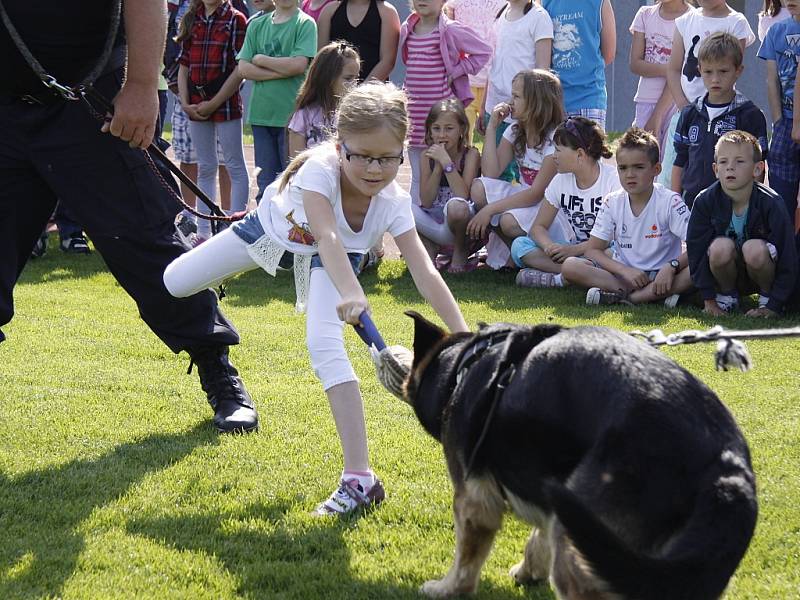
top-left (17, 234), bottom-right (110, 286)
top-left (126, 503), bottom-right (555, 599)
top-left (0, 423), bottom-right (216, 600)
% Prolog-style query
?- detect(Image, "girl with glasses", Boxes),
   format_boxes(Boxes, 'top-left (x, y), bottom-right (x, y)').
top-left (163, 82), bottom-right (468, 516)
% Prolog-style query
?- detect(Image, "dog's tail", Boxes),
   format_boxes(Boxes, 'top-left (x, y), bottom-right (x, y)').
top-left (545, 457), bottom-right (757, 600)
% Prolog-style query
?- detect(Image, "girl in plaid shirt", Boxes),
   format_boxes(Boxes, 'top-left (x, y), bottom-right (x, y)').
top-left (177, 0), bottom-right (250, 241)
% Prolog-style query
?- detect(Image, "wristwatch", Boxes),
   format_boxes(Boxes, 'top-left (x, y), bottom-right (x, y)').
top-left (669, 259), bottom-right (680, 271)
top-left (443, 162), bottom-right (455, 174)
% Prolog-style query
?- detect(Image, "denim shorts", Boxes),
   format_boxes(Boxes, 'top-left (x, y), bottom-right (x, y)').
top-left (231, 210), bottom-right (364, 275)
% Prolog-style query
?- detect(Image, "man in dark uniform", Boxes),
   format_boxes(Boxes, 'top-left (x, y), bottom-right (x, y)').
top-left (0, 0), bottom-right (259, 433)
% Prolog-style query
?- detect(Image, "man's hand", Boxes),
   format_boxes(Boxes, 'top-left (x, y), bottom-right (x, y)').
top-left (101, 81), bottom-right (158, 149)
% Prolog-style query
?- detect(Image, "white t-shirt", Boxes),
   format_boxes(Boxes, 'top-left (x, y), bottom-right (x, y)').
top-left (502, 124), bottom-right (555, 186)
top-left (485, 4), bottom-right (554, 114)
top-left (629, 4), bottom-right (692, 104)
top-left (674, 10), bottom-right (755, 103)
top-left (544, 162), bottom-right (620, 242)
top-left (591, 184), bottom-right (690, 271)
top-left (257, 145), bottom-right (416, 255)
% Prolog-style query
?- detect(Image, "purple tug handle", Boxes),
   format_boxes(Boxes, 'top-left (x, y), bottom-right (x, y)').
top-left (354, 312), bottom-right (386, 351)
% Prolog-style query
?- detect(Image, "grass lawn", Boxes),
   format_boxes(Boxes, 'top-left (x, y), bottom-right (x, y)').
top-left (1, 246), bottom-right (798, 599)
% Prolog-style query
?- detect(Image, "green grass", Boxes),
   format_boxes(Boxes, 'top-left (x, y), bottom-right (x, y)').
top-left (1, 245), bottom-right (799, 599)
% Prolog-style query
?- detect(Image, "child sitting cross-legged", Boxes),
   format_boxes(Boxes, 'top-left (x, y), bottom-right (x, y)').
top-left (561, 128), bottom-right (693, 307)
top-left (687, 130), bottom-right (799, 318)
top-left (510, 116), bottom-right (619, 288)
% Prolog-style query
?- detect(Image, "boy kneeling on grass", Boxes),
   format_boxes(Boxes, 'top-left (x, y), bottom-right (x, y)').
top-left (561, 128), bottom-right (693, 307)
top-left (687, 130), bottom-right (798, 318)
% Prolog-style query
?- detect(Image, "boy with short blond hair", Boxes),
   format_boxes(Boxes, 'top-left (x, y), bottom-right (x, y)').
top-left (687, 130), bottom-right (798, 317)
top-left (562, 127), bottom-right (693, 307)
top-left (672, 31), bottom-right (769, 209)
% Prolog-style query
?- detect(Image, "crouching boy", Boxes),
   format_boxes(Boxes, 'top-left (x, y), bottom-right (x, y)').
top-left (687, 130), bottom-right (798, 317)
top-left (562, 128), bottom-right (693, 306)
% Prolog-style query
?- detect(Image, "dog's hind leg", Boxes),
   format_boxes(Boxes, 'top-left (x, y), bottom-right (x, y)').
top-left (549, 519), bottom-right (612, 600)
top-left (421, 478), bottom-right (505, 598)
top-left (509, 526), bottom-right (552, 585)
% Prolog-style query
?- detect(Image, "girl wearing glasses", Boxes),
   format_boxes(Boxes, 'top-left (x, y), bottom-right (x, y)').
top-left (163, 82), bottom-right (468, 516)
top-left (510, 116), bottom-right (620, 288)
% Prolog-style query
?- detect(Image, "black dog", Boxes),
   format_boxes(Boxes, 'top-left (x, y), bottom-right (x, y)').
top-left (403, 311), bottom-right (757, 600)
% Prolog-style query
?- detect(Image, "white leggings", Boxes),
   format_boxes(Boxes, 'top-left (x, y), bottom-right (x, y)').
top-left (163, 229), bottom-right (357, 390)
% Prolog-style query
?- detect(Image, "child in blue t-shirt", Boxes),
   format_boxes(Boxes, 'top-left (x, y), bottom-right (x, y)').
top-left (541, 0), bottom-right (616, 132)
top-left (758, 1), bottom-right (800, 219)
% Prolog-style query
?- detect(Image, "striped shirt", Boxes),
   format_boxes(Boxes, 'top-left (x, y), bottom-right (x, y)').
top-left (404, 29), bottom-right (451, 147)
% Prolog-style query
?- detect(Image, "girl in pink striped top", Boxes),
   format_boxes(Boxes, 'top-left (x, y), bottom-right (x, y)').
top-left (399, 0), bottom-right (491, 205)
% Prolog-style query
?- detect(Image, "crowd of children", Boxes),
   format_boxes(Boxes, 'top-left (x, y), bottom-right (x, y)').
top-left (38, 0), bottom-right (800, 516)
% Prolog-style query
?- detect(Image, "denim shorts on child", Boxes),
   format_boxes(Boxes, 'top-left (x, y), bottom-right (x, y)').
top-left (231, 209), bottom-right (364, 275)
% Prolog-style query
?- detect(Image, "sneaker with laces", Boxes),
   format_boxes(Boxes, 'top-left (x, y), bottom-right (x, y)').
top-left (189, 346), bottom-right (259, 433)
top-left (515, 268), bottom-right (558, 288)
top-left (60, 233), bottom-right (91, 254)
top-left (314, 477), bottom-right (385, 516)
top-left (586, 287), bottom-right (630, 306)
top-left (663, 293), bottom-right (680, 309)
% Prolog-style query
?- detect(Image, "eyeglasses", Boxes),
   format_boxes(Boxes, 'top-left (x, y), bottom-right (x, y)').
top-left (341, 142), bottom-right (404, 168)
top-left (561, 117), bottom-right (588, 150)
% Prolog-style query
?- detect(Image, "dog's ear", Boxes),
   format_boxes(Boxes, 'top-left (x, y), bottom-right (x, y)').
top-left (405, 310), bottom-right (447, 369)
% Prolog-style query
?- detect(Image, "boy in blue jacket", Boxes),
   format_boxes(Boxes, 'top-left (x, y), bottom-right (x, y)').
top-left (687, 131), bottom-right (798, 318)
top-left (672, 31), bottom-right (768, 209)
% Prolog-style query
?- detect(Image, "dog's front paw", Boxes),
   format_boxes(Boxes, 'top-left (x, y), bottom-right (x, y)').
top-left (421, 578), bottom-right (471, 598)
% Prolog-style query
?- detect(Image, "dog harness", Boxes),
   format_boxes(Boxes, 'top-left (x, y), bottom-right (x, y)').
top-left (452, 330), bottom-right (519, 477)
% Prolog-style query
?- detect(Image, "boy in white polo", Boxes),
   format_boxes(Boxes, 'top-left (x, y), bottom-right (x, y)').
top-left (561, 127), bottom-right (694, 306)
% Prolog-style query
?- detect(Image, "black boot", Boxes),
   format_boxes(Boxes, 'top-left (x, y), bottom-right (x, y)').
top-left (189, 346), bottom-right (259, 433)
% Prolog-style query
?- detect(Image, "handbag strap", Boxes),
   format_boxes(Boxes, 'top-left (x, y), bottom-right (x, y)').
top-left (0, 0), bottom-right (122, 99)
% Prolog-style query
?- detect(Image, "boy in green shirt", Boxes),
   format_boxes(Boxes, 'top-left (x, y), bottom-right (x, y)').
top-left (238, 0), bottom-right (317, 200)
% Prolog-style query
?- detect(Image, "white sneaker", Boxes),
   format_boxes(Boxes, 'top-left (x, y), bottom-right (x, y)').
top-left (313, 477), bottom-right (385, 516)
top-left (664, 294), bottom-right (680, 308)
top-left (586, 287), bottom-right (629, 305)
